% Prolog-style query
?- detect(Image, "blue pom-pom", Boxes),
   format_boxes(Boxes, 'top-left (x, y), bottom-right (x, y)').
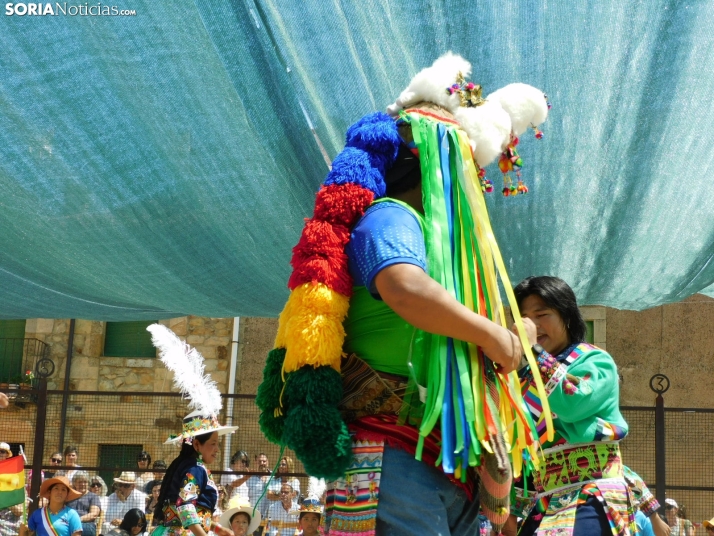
top-left (345, 112), bottom-right (401, 176)
top-left (323, 147), bottom-right (386, 198)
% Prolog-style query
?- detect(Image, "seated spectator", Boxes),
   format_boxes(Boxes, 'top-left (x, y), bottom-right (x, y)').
top-left (102, 473), bottom-right (147, 536)
top-left (220, 451), bottom-right (250, 501)
top-left (66, 471), bottom-right (100, 536)
top-left (0, 442), bottom-right (11, 460)
top-left (88, 477), bottom-right (108, 511)
top-left (666, 499), bottom-right (695, 536)
top-left (267, 457), bottom-right (300, 502)
top-left (151, 460), bottom-right (166, 472)
top-left (143, 480), bottom-right (162, 528)
top-left (133, 453), bottom-right (152, 491)
top-left (0, 497), bottom-right (28, 536)
top-left (46, 452), bottom-right (63, 479)
top-left (105, 509), bottom-right (146, 536)
top-left (219, 497), bottom-right (261, 536)
top-left (61, 446), bottom-right (81, 482)
top-left (265, 483), bottom-right (299, 536)
top-left (246, 454), bottom-right (271, 522)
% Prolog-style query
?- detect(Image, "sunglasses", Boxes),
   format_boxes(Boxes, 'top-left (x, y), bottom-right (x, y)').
top-left (90, 483), bottom-right (101, 488)
top-left (118, 483), bottom-right (132, 488)
top-left (138, 457), bottom-right (149, 461)
top-left (51, 458), bottom-right (62, 463)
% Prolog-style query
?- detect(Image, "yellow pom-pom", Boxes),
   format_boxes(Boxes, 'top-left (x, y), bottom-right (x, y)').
top-left (274, 283), bottom-right (349, 373)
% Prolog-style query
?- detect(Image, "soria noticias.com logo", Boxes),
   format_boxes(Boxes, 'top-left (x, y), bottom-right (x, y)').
top-left (5, 3), bottom-right (136, 15)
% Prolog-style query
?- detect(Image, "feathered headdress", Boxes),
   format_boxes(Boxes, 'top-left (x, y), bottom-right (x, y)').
top-left (147, 323), bottom-right (237, 444)
top-left (290, 477), bottom-right (327, 516)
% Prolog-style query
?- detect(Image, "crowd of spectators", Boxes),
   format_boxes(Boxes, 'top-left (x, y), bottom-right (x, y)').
top-left (0, 447), bottom-right (318, 536)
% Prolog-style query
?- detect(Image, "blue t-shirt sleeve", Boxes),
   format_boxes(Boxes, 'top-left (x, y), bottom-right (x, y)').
top-left (346, 202), bottom-right (427, 297)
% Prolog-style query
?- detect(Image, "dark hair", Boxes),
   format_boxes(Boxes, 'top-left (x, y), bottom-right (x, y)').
top-left (152, 460), bottom-right (167, 470)
top-left (385, 141), bottom-right (421, 197)
top-left (514, 276), bottom-right (587, 345)
top-left (137, 451), bottom-right (151, 465)
top-left (145, 479), bottom-right (162, 495)
top-left (50, 451), bottom-right (62, 458)
top-left (63, 445), bottom-right (78, 456)
top-left (230, 511), bottom-right (251, 526)
top-left (153, 433), bottom-right (212, 523)
top-left (230, 450), bottom-right (249, 466)
top-left (119, 508), bottom-right (146, 533)
top-left (299, 511), bottom-right (321, 521)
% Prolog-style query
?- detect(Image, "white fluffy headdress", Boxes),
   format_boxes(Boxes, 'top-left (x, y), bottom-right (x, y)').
top-left (386, 52), bottom-right (549, 168)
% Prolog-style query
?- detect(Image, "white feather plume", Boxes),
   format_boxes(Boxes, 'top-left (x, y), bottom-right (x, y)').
top-left (147, 323), bottom-right (223, 417)
top-left (386, 52), bottom-right (471, 115)
top-left (453, 101), bottom-right (512, 167)
top-left (486, 83), bottom-right (549, 136)
top-left (306, 477), bottom-right (327, 501)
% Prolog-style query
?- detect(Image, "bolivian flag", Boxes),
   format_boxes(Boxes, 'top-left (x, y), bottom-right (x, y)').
top-left (0, 456), bottom-right (25, 509)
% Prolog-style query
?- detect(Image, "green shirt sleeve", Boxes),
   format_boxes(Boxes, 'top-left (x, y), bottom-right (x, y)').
top-left (547, 348), bottom-right (618, 423)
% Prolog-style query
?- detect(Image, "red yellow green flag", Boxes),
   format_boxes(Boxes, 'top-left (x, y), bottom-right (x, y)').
top-left (0, 456), bottom-right (25, 509)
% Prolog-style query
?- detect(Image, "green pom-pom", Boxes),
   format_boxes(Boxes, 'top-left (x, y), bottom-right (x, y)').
top-left (281, 366), bottom-right (351, 480)
top-left (259, 407), bottom-right (285, 445)
top-left (283, 403), bottom-right (352, 480)
top-left (256, 348), bottom-right (286, 411)
top-left (256, 348), bottom-right (287, 445)
top-left (283, 365), bottom-right (342, 407)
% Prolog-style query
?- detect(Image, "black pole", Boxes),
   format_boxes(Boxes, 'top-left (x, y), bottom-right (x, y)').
top-left (654, 392), bottom-right (666, 509)
top-left (29, 378), bottom-right (48, 514)
top-left (58, 319), bottom-right (75, 450)
top-left (650, 374), bottom-right (670, 511)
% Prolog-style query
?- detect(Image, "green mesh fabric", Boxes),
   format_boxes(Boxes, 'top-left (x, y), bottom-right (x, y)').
top-left (1, 0), bottom-right (714, 320)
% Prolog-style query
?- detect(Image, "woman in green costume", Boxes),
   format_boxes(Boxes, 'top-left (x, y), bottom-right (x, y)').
top-left (507, 276), bottom-right (633, 536)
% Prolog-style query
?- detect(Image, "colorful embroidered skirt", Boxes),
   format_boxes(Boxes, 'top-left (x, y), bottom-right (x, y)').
top-left (514, 442), bottom-right (636, 536)
top-left (150, 506), bottom-right (212, 536)
top-left (324, 439), bottom-right (383, 536)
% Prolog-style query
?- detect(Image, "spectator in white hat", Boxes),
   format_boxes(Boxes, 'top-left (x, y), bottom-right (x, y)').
top-left (0, 442), bottom-right (12, 459)
top-left (103, 473), bottom-right (147, 535)
top-left (665, 499), bottom-right (694, 536)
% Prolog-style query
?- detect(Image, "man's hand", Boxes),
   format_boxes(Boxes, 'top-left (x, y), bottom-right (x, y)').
top-left (651, 514), bottom-right (671, 536)
top-left (111, 519), bottom-right (121, 527)
top-left (495, 515), bottom-right (518, 536)
top-left (510, 317), bottom-right (537, 347)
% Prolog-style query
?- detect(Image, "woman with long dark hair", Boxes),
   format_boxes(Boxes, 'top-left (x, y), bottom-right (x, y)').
top-left (505, 276), bottom-right (632, 536)
top-left (146, 324), bottom-right (238, 536)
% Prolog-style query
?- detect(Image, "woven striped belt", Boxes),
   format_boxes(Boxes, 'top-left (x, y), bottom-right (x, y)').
top-left (533, 441), bottom-right (624, 496)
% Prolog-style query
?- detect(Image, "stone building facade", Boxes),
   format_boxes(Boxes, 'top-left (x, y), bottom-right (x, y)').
top-left (1, 294), bottom-right (713, 493)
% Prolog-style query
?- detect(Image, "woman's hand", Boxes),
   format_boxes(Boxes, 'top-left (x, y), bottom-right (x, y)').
top-left (18, 524), bottom-right (29, 536)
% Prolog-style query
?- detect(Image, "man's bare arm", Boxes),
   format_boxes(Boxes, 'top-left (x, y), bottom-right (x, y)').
top-left (374, 263), bottom-right (535, 374)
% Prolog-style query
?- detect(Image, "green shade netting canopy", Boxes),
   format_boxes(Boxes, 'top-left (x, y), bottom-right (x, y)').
top-left (1, 0), bottom-right (714, 320)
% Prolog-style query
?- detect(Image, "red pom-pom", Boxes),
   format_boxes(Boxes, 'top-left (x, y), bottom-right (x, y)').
top-left (288, 256), bottom-right (353, 296)
top-left (288, 220), bottom-right (353, 295)
top-left (313, 184), bottom-right (374, 228)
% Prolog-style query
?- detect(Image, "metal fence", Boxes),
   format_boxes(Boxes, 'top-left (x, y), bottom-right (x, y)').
top-left (3, 385), bottom-right (714, 524)
top-left (2, 388), bottom-right (308, 504)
